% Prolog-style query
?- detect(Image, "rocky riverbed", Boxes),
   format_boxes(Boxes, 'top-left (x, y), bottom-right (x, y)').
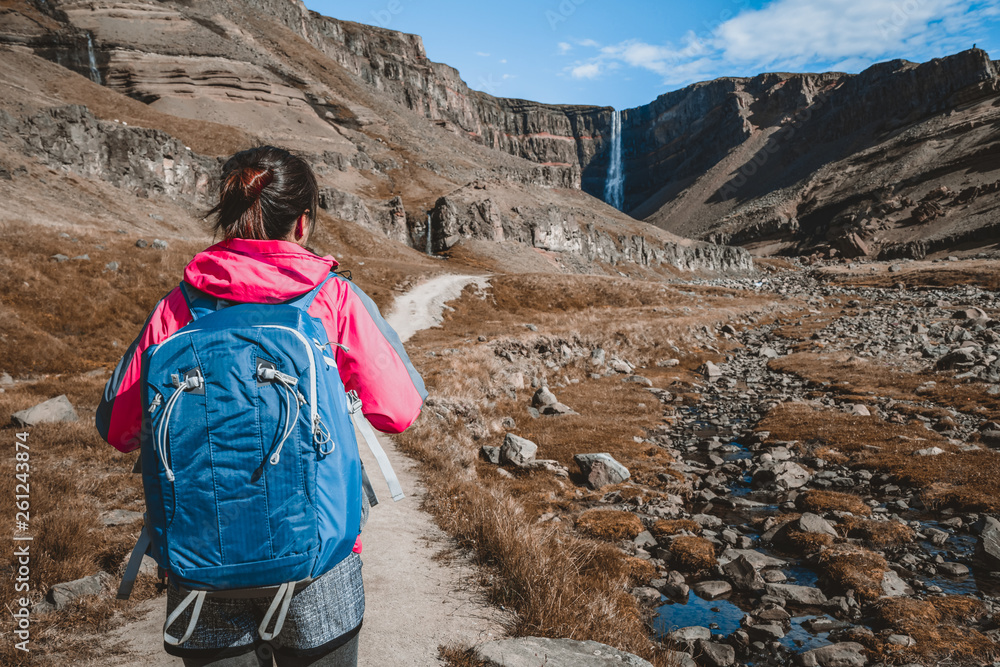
top-left (479, 258), bottom-right (1000, 667)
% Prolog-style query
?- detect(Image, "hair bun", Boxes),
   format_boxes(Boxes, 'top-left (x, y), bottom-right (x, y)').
top-left (240, 167), bottom-right (273, 199)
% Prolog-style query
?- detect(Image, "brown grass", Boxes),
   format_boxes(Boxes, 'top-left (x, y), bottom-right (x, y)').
top-left (780, 528), bottom-right (834, 553)
top-left (838, 516), bottom-right (914, 548)
top-left (758, 400), bottom-right (1000, 512)
top-left (868, 596), bottom-right (997, 664)
top-left (797, 490), bottom-right (871, 515)
top-left (576, 510), bottom-right (645, 541)
top-left (650, 519), bottom-right (701, 537)
top-left (816, 544), bottom-right (887, 602)
top-left (666, 536), bottom-right (717, 573)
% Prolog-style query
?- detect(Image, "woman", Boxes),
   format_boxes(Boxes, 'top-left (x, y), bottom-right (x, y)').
top-left (96, 145), bottom-right (426, 666)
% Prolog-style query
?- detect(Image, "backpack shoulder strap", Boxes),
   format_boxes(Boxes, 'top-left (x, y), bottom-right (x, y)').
top-left (284, 275), bottom-right (334, 311)
top-left (179, 281), bottom-right (230, 321)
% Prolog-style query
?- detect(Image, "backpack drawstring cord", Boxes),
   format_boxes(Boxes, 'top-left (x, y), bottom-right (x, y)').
top-left (156, 374), bottom-right (203, 482)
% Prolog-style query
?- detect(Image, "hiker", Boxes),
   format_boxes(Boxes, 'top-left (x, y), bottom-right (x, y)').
top-left (96, 145), bottom-right (427, 666)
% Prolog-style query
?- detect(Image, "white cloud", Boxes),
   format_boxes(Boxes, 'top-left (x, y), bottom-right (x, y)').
top-left (500, 58), bottom-right (508, 63)
top-left (570, 62), bottom-right (602, 79)
top-left (475, 51), bottom-right (490, 57)
top-left (561, 0), bottom-right (1000, 88)
top-left (558, 42), bottom-right (573, 54)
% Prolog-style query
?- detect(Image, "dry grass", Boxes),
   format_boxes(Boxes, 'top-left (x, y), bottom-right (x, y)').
top-left (650, 519), bottom-right (701, 537)
top-left (816, 544), bottom-right (887, 602)
top-left (868, 596), bottom-right (997, 664)
top-left (576, 510), bottom-right (644, 541)
top-left (780, 528), bottom-right (834, 553)
top-left (838, 516), bottom-right (914, 548)
top-left (797, 490), bottom-right (871, 515)
top-left (758, 400), bottom-right (1000, 512)
top-left (815, 260), bottom-right (1000, 290)
top-left (666, 536), bottom-right (717, 573)
top-left (438, 645), bottom-right (490, 667)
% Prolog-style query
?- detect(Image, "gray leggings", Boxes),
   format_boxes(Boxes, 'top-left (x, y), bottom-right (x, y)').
top-left (182, 632), bottom-right (359, 667)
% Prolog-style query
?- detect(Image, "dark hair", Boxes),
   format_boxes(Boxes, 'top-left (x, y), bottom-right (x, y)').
top-left (208, 146), bottom-right (319, 241)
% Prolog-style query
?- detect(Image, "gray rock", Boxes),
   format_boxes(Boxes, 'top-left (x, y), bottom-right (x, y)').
top-left (668, 626), bottom-right (711, 644)
top-left (151, 239), bottom-right (169, 249)
top-left (624, 375), bottom-right (653, 387)
top-left (746, 623), bottom-right (784, 640)
top-left (881, 570), bottom-right (913, 597)
top-left (656, 570), bottom-right (689, 599)
top-left (718, 548), bottom-right (787, 569)
top-left (665, 652), bottom-right (697, 667)
top-left (480, 445), bottom-right (501, 464)
top-left (532, 387), bottom-right (558, 407)
top-left (540, 402), bottom-right (576, 416)
top-left (48, 572), bottom-right (111, 610)
top-left (693, 580), bottom-right (732, 599)
top-left (699, 361), bottom-right (723, 378)
top-left (887, 634), bottom-right (916, 647)
top-left (656, 359), bottom-right (680, 367)
top-left (0, 372), bottom-right (13, 386)
top-left (695, 640), bottom-right (736, 667)
top-left (634, 531), bottom-right (657, 549)
top-left (765, 583), bottom-right (827, 606)
top-left (12, 395), bottom-right (79, 427)
top-left (500, 433), bottom-right (538, 466)
top-left (632, 586), bottom-right (661, 605)
top-left (474, 636), bottom-right (654, 666)
top-left (574, 453), bottom-right (630, 489)
top-left (915, 446), bottom-right (945, 456)
top-left (609, 358), bottom-right (633, 374)
top-left (135, 239), bottom-right (149, 248)
top-left (753, 461), bottom-right (811, 490)
top-left (99, 509), bottom-right (143, 527)
top-left (722, 554), bottom-right (765, 593)
top-left (797, 642), bottom-right (867, 667)
top-left (520, 459), bottom-right (569, 477)
top-left (798, 513), bottom-right (838, 537)
top-left (937, 562), bottom-right (969, 576)
top-left (105, 261), bottom-right (120, 272)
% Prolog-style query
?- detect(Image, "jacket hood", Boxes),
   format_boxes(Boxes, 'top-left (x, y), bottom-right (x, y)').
top-left (183, 238), bottom-right (339, 304)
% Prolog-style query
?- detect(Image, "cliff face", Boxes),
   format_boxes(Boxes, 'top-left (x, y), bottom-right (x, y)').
top-left (0, 0), bottom-right (753, 276)
top-left (9, 0), bottom-right (996, 261)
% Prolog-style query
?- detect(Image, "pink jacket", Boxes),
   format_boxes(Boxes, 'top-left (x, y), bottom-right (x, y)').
top-left (96, 238), bottom-right (426, 453)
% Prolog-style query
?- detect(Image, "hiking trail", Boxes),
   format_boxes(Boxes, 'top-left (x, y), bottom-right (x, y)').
top-left (103, 273), bottom-right (500, 666)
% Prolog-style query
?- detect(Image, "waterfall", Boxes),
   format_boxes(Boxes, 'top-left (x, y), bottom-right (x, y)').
top-left (86, 33), bottom-right (101, 85)
top-left (425, 214), bottom-right (433, 255)
top-left (603, 109), bottom-right (624, 210)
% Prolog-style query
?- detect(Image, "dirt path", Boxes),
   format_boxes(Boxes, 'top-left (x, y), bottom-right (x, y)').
top-left (103, 273), bottom-right (500, 665)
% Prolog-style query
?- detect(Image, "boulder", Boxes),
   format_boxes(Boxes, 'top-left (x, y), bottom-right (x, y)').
top-left (532, 387), bottom-right (558, 407)
top-left (937, 562), bottom-right (969, 576)
top-left (721, 554), bottom-right (765, 593)
top-left (798, 513), bottom-right (838, 538)
top-left (718, 548), bottom-right (787, 569)
top-left (48, 572), bottom-right (111, 610)
top-left (480, 445), bottom-right (501, 464)
top-left (765, 583), bottom-right (827, 606)
top-left (500, 434), bottom-right (538, 466)
top-left (624, 375), bottom-right (653, 387)
top-left (695, 640), bottom-right (736, 667)
top-left (980, 516), bottom-right (1000, 566)
top-left (699, 361), bottom-right (723, 378)
top-left (540, 402), bottom-right (577, 416)
top-left (474, 637), bottom-right (654, 666)
top-left (656, 570), bottom-right (689, 599)
top-left (692, 581), bottom-right (731, 599)
top-left (797, 642), bottom-right (867, 667)
top-left (12, 395), bottom-right (79, 427)
top-left (574, 453), bottom-right (630, 489)
top-left (880, 570), bottom-right (913, 597)
top-left (667, 626), bottom-right (711, 644)
top-left (752, 461), bottom-right (810, 490)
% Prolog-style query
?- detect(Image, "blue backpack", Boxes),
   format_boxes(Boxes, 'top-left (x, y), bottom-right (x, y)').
top-left (117, 276), bottom-right (403, 646)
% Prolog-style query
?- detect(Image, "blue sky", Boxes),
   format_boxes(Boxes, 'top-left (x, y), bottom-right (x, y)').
top-left (304, 0), bottom-right (1000, 110)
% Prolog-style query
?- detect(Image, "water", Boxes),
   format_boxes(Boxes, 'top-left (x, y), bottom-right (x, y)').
top-left (425, 214), bottom-right (433, 255)
top-left (86, 32), bottom-right (101, 85)
top-left (654, 589), bottom-right (744, 638)
top-left (603, 109), bottom-right (624, 210)
top-left (653, 589), bottom-right (832, 653)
